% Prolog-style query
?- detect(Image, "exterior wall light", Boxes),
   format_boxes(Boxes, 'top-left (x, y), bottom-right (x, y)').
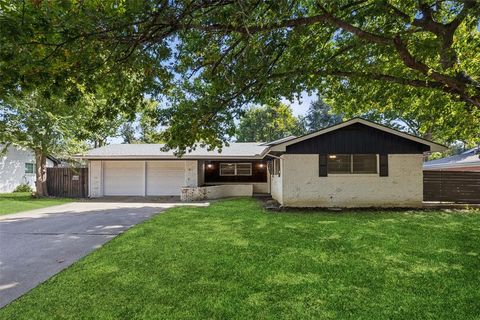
top-left (328, 155), bottom-right (337, 159)
top-left (258, 163), bottom-right (265, 168)
top-left (207, 163), bottom-right (213, 169)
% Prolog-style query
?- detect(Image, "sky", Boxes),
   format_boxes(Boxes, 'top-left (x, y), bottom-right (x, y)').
top-left (282, 92), bottom-right (318, 117)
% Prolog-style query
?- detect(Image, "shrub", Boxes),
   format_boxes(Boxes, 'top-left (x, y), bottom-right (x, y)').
top-left (13, 183), bottom-right (33, 193)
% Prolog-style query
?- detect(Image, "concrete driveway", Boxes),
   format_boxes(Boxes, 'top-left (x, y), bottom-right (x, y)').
top-left (0, 199), bottom-right (208, 308)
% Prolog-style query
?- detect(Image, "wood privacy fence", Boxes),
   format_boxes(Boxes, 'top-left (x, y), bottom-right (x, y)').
top-left (47, 168), bottom-right (88, 198)
top-left (424, 170), bottom-right (480, 203)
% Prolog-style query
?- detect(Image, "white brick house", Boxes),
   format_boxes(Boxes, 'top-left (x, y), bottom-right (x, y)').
top-left (79, 118), bottom-right (446, 207)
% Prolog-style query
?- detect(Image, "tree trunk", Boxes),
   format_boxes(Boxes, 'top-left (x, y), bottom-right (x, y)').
top-left (34, 150), bottom-right (48, 197)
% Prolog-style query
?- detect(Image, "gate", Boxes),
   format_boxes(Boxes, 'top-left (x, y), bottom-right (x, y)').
top-left (424, 170), bottom-right (480, 203)
top-left (46, 168), bottom-right (88, 198)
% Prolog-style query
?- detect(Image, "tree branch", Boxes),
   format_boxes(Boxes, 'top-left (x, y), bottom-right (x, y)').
top-left (326, 70), bottom-right (445, 89)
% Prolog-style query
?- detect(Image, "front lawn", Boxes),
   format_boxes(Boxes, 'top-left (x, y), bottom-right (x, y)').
top-left (0, 193), bottom-right (73, 215)
top-left (1, 198), bottom-right (479, 319)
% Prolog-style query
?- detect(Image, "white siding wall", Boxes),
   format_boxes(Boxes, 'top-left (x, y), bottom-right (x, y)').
top-left (277, 154), bottom-right (423, 208)
top-left (0, 146), bottom-right (54, 193)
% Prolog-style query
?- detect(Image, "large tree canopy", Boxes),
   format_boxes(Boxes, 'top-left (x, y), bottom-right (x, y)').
top-left (1, 0), bottom-right (479, 152)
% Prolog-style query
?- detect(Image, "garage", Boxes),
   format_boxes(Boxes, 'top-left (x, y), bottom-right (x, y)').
top-left (146, 161), bottom-right (185, 196)
top-left (101, 160), bottom-right (187, 196)
top-left (84, 143), bottom-right (266, 198)
top-left (103, 161), bottom-right (144, 196)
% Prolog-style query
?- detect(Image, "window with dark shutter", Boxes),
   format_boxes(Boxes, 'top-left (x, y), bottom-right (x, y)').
top-left (379, 154), bottom-right (388, 176)
top-left (319, 154), bottom-right (328, 176)
top-left (326, 154), bottom-right (378, 174)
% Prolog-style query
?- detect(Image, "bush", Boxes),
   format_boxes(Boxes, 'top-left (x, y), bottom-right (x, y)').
top-left (13, 183), bottom-right (33, 193)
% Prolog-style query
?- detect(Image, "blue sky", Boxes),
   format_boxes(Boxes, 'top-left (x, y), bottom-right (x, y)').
top-left (282, 92), bottom-right (317, 117)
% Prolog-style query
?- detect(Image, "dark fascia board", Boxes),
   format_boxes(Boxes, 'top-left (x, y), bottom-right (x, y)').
top-left (269, 117), bottom-right (447, 152)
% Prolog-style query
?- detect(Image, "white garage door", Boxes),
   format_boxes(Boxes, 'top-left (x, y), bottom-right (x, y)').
top-left (103, 161), bottom-right (144, 196)
top-left (146, 161), bottom-right (185, 196)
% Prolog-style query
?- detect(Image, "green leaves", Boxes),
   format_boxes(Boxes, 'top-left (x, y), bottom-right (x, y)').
top-left (236, 103), bottom-right (305, 142)
top-left (0, 0), bottom-right (479, 151)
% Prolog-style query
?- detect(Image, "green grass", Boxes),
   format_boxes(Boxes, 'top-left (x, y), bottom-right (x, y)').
top-left (1, 198), bottom-right (480, 319)
top-left (0, 192), bottom-right (74, 215)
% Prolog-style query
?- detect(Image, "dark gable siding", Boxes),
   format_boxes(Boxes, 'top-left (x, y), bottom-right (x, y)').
top-left (286, 123), bottom-right (430, 154)
top-left (204, 160), bottom-right (268, 183)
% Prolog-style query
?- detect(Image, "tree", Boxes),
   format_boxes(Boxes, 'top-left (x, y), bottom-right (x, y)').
top-left (120, 123), bottom-right (137, 144)
top-left (326, 87), bottom-right (480, 144)
top-left (0, 84), bottom-right (141, 196)
top-left (1, 1), bottom-right (479, 151)
top-left (138, 100), bottom-right (164, 143)
top-left (0, 1), bottom-right (163, 132)
top-left (0, 91), bottom-right (88, 196)
top-left (236, 103), bottom-right (305, 142)
top-left (304, 99), bottom-right (343, 132)
top-left (154, 0), bottom-right (480, 150)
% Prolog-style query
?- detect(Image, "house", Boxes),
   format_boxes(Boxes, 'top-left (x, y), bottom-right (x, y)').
top-left (0, 145), bottom-right (59, 193)
top-left (423, 146), bottom-right (480, 172)
top-left (80, 118), bottom-right (446, 207)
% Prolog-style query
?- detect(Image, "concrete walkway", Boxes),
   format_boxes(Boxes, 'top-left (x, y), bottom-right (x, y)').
top-left (0, 200), bottom-right (209, 308)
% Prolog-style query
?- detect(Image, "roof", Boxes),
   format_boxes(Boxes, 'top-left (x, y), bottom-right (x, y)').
top-left (268, 118), bottom-right (447, 152)
top-left (423, 146), bottom-right (480, 170)
top-left (80, 118), bottom-right (448, 160)
top-left (79, 143), bottom-right (270, 160)
top-left (260, 135), bottom-right (297, 146)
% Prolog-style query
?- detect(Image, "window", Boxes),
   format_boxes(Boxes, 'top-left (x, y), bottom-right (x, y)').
top-left (327, 155), bottom-right (350, 174)
top-left (219, 163), bottom-right (252, 176)
top-left (219, 163), bottom-right (236, 176)
top-left (353, 154), bottom-right (377, 173)
top-left (327, 154), bottom-right (377, 174)
top-left (236, 163), bottom-right (252, 176)
top-left (25, 163), bottom-right (34, 174)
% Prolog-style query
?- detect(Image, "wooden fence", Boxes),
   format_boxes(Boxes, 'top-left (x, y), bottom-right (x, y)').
top-left (46, 168), bottom-right (88, 198)
top-left (424, 170), bottom-right (480, 203)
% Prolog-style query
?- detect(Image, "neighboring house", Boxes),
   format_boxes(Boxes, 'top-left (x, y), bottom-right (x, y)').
top-left (79, 118), bottom-right (445, 207)
top-left (423, 146), bottom-right (480, 172)
top-left (0, 145), bottom-right (58, 193)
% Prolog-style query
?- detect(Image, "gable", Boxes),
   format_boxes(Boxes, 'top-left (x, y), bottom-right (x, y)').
top-left (286, 123), bottom-right (430, 154)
